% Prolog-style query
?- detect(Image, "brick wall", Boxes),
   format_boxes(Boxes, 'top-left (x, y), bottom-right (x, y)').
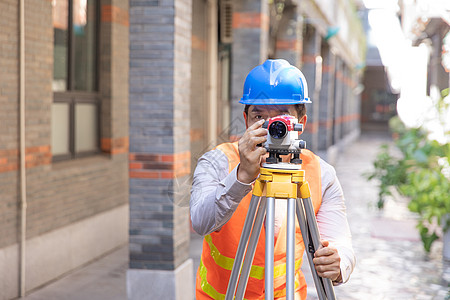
top-left (20, 0), bottom-right (129, 240)
top-left (0, 0), bottom-right (129, 295)
top-left (190, 0), bottom-right (208, 172)
top-left (274, 5), bottom-right (301, 66)
top-left (333, 57), bottom-right (344, 144)
top-left (301, 25), bottom-right (321, 152)
top-left (100, 0), bottom-right (130, 148)
top-left (318, 42), bottom-right (335, 151)
top-left (24, 0), bottom-right (52, 151)
top-left (0, 0), bottom-right (19, 249)
top-left (230, 0), bottom-right (269, 138)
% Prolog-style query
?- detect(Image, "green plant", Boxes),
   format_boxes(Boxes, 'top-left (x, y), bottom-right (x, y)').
top-left (366, 89), bottom-right (450, 252)
top-left (365, 144), bottom-right (407, 209)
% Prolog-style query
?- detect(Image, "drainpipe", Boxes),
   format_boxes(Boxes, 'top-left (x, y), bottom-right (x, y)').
top-left (19, 0), bottom-right (27, 297)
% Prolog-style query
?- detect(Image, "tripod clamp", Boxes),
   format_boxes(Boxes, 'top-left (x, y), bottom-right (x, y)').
top-left (225, 164), bottom-right (336, 300)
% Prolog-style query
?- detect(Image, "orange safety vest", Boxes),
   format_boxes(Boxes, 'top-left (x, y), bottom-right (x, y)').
top-left (196, 142), bottom-right (322, 300)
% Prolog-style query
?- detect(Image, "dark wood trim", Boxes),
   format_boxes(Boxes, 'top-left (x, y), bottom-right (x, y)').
top-left (95, 0), bottom-right (101, 92)
top-left (69, 100), bottom-right (75, 155)
top-left (68, 0), bottom-right (74, 91)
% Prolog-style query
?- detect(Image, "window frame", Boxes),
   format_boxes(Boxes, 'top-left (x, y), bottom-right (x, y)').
top-left (52, 0), bottom-right (101, 162)
top-left (53, 92), bottom-right (101, 162)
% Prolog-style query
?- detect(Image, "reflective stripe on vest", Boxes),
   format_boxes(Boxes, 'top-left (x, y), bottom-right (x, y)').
top-left (204, 235), bottom-right (302, 280)
top-left (198, 259), bottom-right (301, 300)
top-left (198, 260), bottom-right (229, 300)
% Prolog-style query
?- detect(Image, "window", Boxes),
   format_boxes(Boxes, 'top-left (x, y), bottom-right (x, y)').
top-left (52, 0), bottom-right (99, 160)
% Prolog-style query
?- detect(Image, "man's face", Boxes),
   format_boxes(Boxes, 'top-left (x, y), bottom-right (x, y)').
top-left (244, 105), bottom-right (307, 163)
top-left (244, 105), bottom-right (306, 129)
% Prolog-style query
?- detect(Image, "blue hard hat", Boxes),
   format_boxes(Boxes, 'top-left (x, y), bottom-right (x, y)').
top-left (240, 59), bottom-right (311, 105)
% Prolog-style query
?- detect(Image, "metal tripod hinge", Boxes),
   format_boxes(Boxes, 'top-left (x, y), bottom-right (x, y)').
top-left (225, 166), bottom-right (336, 300)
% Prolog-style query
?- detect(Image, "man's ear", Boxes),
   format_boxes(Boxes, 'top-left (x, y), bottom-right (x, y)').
top-left (243, 111), bottom-right (249, 129)
top-left (299, 114), bottom-right (307, 125)
top-left (299, 115), bottom-right (307, 134)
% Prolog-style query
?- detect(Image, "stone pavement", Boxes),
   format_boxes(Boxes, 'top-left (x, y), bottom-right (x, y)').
top-left (24, 245), bottom-right (128, 300)
top-left (24, 132), bottom-right (449, 300)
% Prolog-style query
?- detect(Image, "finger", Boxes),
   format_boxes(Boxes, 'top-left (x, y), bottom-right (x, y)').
top-left (256, 146), bottom-right (267, 156)
top-left (315, 247), bottom-right (335, 258)
top-left (250, 136), bottom-right (267, 146)
top-left (247, 146), bottom-right (267, 161)
top-left (251, 127), bottom-right (269, 137)
top-left (321, 240), bottom-right (329, 248)
top-left (317, 270), bottom-right (340, 280)
top-left (241, 138), bottom-right (266, 153)
top-left (314, 263), bottom-right (340, 274)
top-left (248, 119), bottom-right (265, 130)
top-left (314, 263), bottom-right (340, 282)
top-left (313, 255), bottom-right (340, 266)
top-left (241, 141), bottom-right (267, 160)
top-left (314, 261), bottom-right (340, 275)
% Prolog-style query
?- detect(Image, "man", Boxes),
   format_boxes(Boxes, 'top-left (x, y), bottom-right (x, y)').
top-left (190, 59), bottom-right (355, 299)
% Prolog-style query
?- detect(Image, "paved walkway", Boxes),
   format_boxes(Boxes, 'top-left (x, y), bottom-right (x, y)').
top-left (310, 132), bottom-right (449, 299)
top-left (25, 132), bottom-right (449, 299)
top-left (24, 246), bottom-right (128, 300)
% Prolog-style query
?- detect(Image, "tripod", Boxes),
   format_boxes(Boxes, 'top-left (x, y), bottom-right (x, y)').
top-left (225, 162), bottom-right (336, 300)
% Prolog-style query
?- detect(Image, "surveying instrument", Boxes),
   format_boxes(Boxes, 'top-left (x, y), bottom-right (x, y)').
top-left (225, 115), bottom-right (336, 300)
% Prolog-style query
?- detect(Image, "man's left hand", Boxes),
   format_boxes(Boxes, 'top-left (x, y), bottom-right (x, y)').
top-left (312, 240), bottom-right (342, 283)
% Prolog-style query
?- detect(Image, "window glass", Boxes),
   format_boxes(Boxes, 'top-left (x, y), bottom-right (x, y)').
top-left (51, 103), bottom-right (70, 155)
top-left (52, 0), bottom-right (99, 159)
top-left (75, 103), bottom-right (98, 152)
top-left (52, 0), bottom-right (69, 92)
top-left (73, 0), bottom-right (97, 91)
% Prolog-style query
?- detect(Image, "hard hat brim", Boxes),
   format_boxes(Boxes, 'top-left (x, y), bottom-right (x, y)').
top-left (239, 97), bottom-right (311, 105)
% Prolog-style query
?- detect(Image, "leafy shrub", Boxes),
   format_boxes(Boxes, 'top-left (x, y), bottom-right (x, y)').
top-left (366, 89), bottom-right (450, 252)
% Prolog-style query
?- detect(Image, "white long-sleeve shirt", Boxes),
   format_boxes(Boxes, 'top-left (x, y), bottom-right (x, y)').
top-left (190, 148), bottom-right (355, 284)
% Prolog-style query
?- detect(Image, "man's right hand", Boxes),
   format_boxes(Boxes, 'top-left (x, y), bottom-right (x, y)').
top-left (237, 119), bottom-right (268, 184)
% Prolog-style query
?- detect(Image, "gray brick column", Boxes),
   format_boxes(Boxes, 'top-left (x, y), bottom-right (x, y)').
top-left (230, 0), bottom-right (269, 138)
top-left (343, 65), bottom-right (351, 137)
top-left (340, 66), bottom-right (360, 142)
top-left (341, 64), bottom-right (348, 137)
top-left (318, 42), bottom-right (335, 151)
top-left (333, 57), bottom-right (343, 145)
top-left (127, 0), bottom-right (193, 299)
top-left (348, 68), bottom-right (356, 136)
top-left (275, 5), bottom-right (301, 66)
top-left (99, 0), bottom-right (129, 154)
top-left (301, 25), bottom-right (321, 153)
top-left (353, 72), bottom-right (362, 135)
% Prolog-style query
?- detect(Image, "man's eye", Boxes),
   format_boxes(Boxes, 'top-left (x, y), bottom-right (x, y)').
top-left (255, 115), bottom-right (263, 119)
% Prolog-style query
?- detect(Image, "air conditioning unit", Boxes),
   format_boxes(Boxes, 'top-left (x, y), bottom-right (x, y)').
top-left (220, 0), bottom-right (233, 44)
